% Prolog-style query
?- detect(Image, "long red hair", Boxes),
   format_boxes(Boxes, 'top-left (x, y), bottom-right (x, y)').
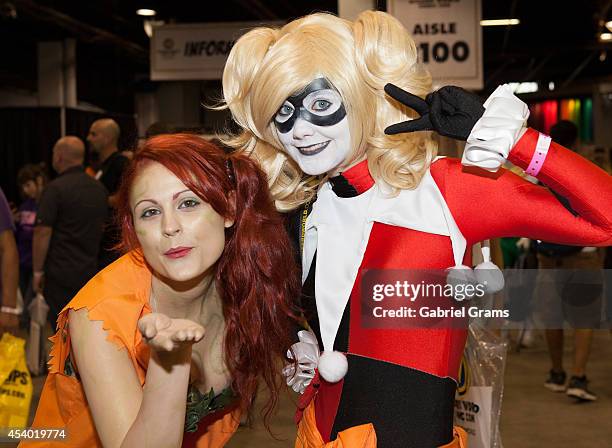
top-left (115, 133), bottom-right (300, 423)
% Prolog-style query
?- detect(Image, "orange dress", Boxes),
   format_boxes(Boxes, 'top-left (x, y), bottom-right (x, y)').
top-left (21, 251), bottom-right (240, 447)
top-left (296, 400), bottom-right (467, 447)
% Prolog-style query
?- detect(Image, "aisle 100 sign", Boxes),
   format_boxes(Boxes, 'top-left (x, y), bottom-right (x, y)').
top-left (418, 41), bottom-right (469, 63)
top-left (387, 0), bottom-right (483, 90)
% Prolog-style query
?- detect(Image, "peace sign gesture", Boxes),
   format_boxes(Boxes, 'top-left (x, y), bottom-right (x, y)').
top-left (384, 84), bottom-right (485, 141)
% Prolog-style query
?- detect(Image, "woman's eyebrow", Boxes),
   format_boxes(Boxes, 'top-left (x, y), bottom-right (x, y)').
top-left (133, 190), bottom-right (192, 209)
top-left (134, 198), bottom-right (157, 209)
top-left (172, 189), bottom-right (192, 200)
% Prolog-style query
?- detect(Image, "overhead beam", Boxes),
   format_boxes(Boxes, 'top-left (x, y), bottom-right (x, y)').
top-left (232, 0), bottom-right (280, 20)
top-left (13, 0), bottom-right (147, 60)
top-left (501, 0), bottom-right (519, 52)
top-left (560, 51), bottom-right (598, 89)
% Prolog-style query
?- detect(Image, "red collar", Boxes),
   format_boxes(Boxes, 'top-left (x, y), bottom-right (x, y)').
top-left (329, 159), bottom-right (375, 197)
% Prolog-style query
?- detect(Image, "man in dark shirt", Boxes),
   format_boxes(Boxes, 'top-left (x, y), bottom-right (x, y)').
top-left (33, 136), bottom-right (108, 321)
top-left (86, 118), bottom-right (129, 268)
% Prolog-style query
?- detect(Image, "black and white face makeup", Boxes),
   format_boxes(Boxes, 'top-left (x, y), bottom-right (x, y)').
top-left (274, 78), bottom-right (351, 175)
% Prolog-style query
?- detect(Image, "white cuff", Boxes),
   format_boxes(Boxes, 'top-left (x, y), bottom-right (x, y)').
top-left (462, 84), bottom-right (530, 172)
top-left (1, 306), bottom-right (23, 315)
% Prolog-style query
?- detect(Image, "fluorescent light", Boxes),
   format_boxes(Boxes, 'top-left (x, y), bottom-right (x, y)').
top-left (606, 20), bottom-right (612, 32)
top-left (136, 8), bottom-right (156, 17)
top-left (508, 82), bottom-right (538, 94)
top-left (600, 32), bottom-right (612, 42)
top-left (480, 19), bottom-right (520, 27)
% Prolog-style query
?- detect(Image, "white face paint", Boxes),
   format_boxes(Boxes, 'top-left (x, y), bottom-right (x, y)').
top-left (274, 79), bottom-right (352, 176)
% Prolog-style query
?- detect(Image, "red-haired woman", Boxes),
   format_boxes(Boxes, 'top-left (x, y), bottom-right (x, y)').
top-left (23, 134), bottom-right (300, 448)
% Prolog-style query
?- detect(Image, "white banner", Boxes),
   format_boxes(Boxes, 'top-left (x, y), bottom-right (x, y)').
top-left (387, 0), bottom-right (483, 90)
top-left (150, 21), bottom-right (283, 81)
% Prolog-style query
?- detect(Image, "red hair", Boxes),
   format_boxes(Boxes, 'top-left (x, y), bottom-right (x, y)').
top-left (115, 134), bottom-right (300, 423)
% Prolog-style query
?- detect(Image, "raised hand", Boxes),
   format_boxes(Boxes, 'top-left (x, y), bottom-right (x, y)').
top-left (384, 84), bottom-right (485, 141)
top-left (138, 312), bottom-right (205, 352)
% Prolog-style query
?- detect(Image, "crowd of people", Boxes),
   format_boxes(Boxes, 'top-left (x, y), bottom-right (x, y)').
top-left (0, 9), bottom-right (610, 448)
top-left (0, 118), bottom-right (130, 332)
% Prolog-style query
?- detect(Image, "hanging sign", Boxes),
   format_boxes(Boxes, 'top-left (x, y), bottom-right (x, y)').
top-left (151, 21), bottom-right (283, 81)
top-left (387, 0), bottom-right (483, 90)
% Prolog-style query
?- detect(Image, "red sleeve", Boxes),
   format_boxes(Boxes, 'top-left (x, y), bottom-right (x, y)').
top-left (431, 128), bottom-right (612, 247)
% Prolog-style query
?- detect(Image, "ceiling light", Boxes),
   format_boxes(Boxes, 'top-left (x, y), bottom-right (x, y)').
top-left (606, 21), bottom-right (612, 32)
top-left (480, 19), bottom-right (520, 27)
top-left (136, 8), bottom-right (156, 17)
top-left (600, 32), bottom-right (612, 42)
top-left (144, 20), bottom-right (165, 38)
top-left (508, 82), bottom-right (538, 94)
top-left (548, 82), bottom-right (555, 91)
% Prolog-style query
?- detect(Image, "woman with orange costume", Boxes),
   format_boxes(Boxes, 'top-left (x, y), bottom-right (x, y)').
top-left (23, 134), bottom-right (300, 447)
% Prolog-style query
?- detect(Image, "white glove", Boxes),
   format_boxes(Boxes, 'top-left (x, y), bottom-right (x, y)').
top-left (462, 84), bottom-right (530, 172)
top-left (282, 330), bottom-right (320, 394)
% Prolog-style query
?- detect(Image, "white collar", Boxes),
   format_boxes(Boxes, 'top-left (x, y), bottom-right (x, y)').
top-left (303, 163), bottom-right (467, 354)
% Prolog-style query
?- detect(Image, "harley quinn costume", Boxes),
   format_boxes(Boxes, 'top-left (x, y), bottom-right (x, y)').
top-left (286, 106), bottom-right (612, 447)
top-left (220, 11), bottom-right (612, 447)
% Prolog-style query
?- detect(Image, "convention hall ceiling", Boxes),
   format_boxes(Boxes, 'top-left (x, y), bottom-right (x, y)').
top-left (1, 0), bottom-right (611, 112)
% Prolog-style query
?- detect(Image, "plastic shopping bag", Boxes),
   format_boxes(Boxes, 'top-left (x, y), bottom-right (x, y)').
top-left (0, 333), bottom-right (33, 428)
top-left (26, 293), bottom-right (50, 376)
top-left (454, 324), bottom-right (508, 448)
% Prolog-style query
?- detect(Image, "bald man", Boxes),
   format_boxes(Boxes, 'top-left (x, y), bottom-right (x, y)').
top-left (87, 118), bottom-right (129, 268)
top-left (87, 119), bottom-right (127, 193)
top-left (33, 136), bottom-right (108, 321)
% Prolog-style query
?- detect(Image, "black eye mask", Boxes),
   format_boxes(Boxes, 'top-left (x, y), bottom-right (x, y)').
top-left (274, 78), bottom-right (347, 134)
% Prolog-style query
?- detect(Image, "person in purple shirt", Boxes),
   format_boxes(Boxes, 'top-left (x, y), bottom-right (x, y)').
top-left (0, 186), bottom-right (19, 332)
top-left (14, 164), bottom-right (47, 325)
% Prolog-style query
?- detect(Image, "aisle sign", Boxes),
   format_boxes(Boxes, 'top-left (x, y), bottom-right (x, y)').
top-left (387, 0), bottom-right (483, 90)
top-left (151, 21), bottom-right (282, 81)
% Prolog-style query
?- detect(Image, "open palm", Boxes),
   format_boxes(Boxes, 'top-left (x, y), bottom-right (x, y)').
top-left (138, 312), bottom-right (205, 352)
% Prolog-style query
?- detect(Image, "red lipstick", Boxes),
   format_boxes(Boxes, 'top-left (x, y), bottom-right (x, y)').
top-left (164, 246), bottom-right (193, 259)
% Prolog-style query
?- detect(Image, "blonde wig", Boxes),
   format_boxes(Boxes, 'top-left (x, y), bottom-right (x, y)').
top-left (221, 10), bottom-right (437, 211)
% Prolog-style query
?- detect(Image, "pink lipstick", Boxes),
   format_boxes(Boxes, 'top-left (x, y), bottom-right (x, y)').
top-left (164, 246), bottom-right (193, 259)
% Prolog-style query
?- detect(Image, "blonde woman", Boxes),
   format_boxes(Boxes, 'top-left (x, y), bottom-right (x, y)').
top-left (221, 11), bottom-right (612, 448)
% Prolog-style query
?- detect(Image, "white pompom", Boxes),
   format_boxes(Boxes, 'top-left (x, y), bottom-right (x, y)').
top-left (318, 350), bottom-right (348, 383)
top-left (446, 265), bottom-right (478, 301)
top-left (474, 261), bottom-right (505, 293)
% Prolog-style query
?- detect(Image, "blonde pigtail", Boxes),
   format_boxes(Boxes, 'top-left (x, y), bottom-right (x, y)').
top-left (352, 10), bottom-right (437, 193)
top-left (222, 27), bottom-right (279, 136)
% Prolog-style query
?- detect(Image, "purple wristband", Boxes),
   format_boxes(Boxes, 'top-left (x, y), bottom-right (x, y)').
top-left (525, 133), bottom-right (552, 177)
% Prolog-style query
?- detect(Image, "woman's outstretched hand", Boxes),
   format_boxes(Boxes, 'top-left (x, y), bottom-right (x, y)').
top-left (384, 84), bottom-right (485, 141)
top-left (138, 312), bottom-right (205, 352)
